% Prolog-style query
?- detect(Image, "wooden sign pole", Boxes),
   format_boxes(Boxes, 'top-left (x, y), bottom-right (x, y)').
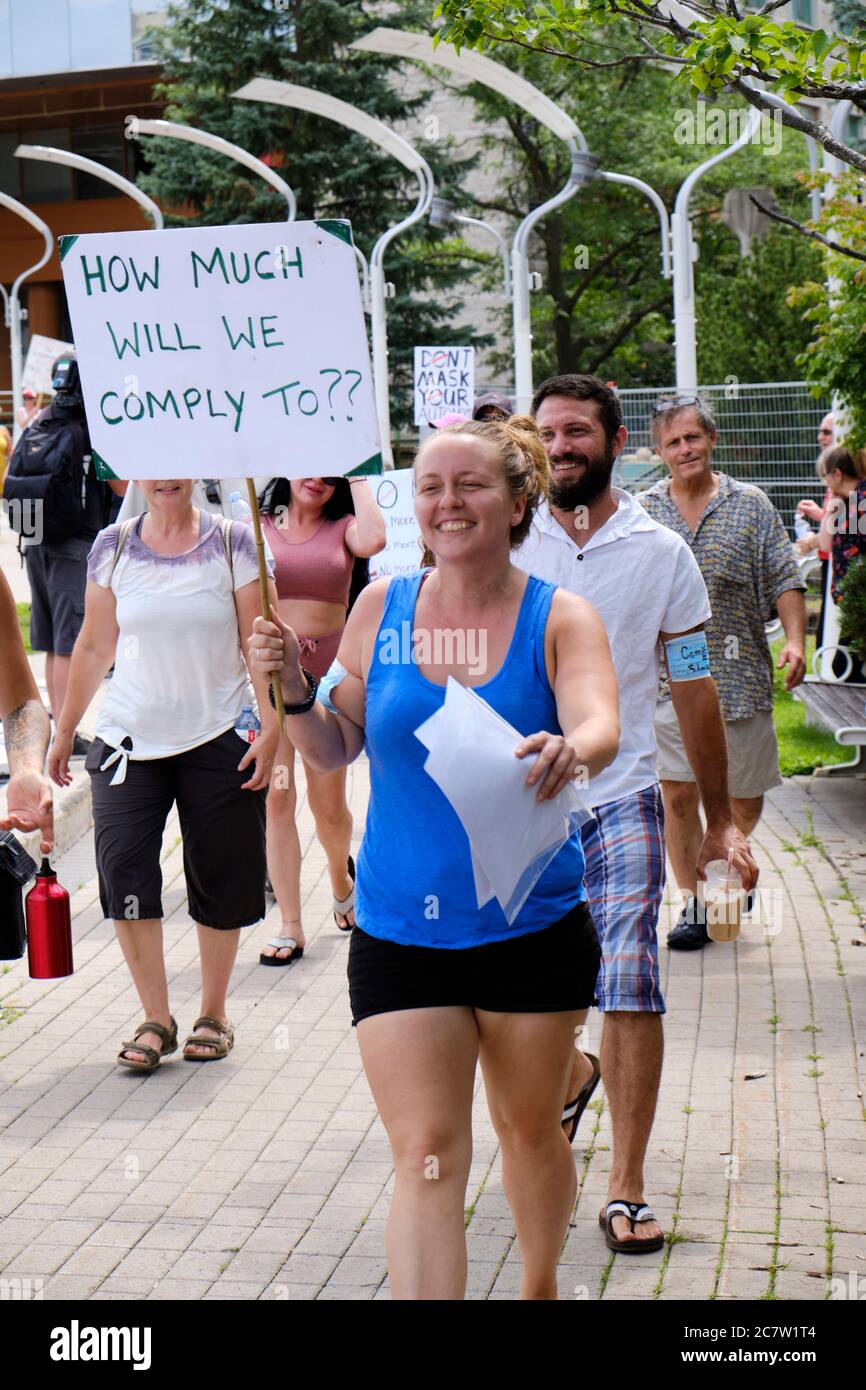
top-left (246, 478), bottom-right (286, 730)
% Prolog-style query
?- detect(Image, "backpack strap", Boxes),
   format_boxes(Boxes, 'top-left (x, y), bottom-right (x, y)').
top-left (110, 518), bottom-right (137, 582)
top-left (218, 515), bottom-right (235, 588)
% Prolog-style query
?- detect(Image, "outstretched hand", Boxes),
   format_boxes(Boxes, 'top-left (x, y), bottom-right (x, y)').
top-left (515, 731), bottom-right (587, 803)
top-left (1, 770), bottom-right (54, 854)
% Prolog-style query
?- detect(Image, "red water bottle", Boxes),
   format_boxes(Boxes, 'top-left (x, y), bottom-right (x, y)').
top-left (25, 859), bottom-right (73, 979)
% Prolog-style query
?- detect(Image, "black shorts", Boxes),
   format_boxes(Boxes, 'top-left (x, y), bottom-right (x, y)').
top-left (87, 728), bottom-right (267, 929)
top-left (348, 900), bottom-right (600, 1026)
top-left (25, 537), bottom-right (90, 656)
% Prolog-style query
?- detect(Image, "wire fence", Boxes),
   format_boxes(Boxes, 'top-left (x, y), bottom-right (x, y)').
top-left (455, 379), bottom-right (830, 535)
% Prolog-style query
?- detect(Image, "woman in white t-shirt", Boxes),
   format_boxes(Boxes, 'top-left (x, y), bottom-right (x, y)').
top-left (48, 479), bottom-right (279, 1070)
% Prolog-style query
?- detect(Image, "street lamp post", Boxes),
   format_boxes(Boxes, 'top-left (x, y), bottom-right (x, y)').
top-left (11, 145), bottom-right (164, 439)
top-left (234, 79), bottom-right (434, 468)
top-left (670, 106), bottom-right (763, 390)
top-left (0, 193), bottom-right (55, 443)
top-left (15, 145), bottom-right (164, 229)
top-left (352, 27), bottom-right (593, 413)
top-left (131, 118), bottom-right (297, 220)
top-left (351, 29), bottom-right (673, 412)
top-left (428, 196), bottom-right (511, 298)
top-left (672, 86), bottom-right (828, 390)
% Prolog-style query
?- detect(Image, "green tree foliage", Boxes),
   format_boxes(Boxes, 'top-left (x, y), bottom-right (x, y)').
top-left (451, 41), bottom-right (684, 385)
top-left (453, 26), bottom-right (821, 385)
top-left (832, 1), bottom-right (866, 39)
top-left (695, 226), bottom-right (822, 384)
top-left (433, 0), bottom-right (863, 406)
top-left (788, 170), bottom-right (866, 446)
top-left (139, 0), bottom-right (489, 428)
top-left (839, 557), bottom-right (866, 658)
top-left (435, 1), bottom-right (866, 176)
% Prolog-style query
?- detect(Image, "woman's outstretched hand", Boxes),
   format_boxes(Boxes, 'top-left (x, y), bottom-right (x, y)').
top-left (514, 731), bottom-right (587, 803)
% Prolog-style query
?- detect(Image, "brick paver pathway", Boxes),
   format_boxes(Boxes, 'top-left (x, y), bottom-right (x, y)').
top-left (1, 763), bottom-right (863, 1301)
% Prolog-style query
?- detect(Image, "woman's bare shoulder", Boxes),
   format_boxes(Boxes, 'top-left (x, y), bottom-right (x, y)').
top-left (344, 576), bottom-right (391, 633)
top-left (548, 585), bottom-right (606, 635)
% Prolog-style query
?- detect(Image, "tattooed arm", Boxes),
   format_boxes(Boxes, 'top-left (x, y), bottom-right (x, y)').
top-left (0, 571), bottom-right (53, 852)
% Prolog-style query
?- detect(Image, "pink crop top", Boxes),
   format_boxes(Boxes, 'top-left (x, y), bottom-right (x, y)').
top-left (262, 512), bottom-right (354, 606)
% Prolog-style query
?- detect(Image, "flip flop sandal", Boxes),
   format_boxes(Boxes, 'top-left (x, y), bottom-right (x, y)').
top-left (183, 1016), bottom-right (235, 1062)
top-left (259, 936), bottom-right (304, 967)
top-left (561, 1051), bottom-right (601, 1145)
top-left (117, 1017), bottom-right (178, 1072)
top-left (334, 855), bottom-right (356, 933)
top-left (599, 1200), bottom-right (665, 1254)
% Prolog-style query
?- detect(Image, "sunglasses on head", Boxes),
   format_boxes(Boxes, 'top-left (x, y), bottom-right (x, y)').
top-left (651, 395), bottom-right (701, 417)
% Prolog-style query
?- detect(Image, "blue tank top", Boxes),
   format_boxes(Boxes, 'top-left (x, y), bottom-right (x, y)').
top-left (355, 571), bottom-right (586, 949)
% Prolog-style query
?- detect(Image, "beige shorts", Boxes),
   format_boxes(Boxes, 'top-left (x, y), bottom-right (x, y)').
top-left (654, 701), bottom-right (782, 800)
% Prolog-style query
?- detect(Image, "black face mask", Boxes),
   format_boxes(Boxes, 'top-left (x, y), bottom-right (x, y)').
top-left (549, 439), bottom-right (616, 510)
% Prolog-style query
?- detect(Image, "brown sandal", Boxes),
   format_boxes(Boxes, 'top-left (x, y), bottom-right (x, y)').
top-left (117, 1017), bottom-right (178, 1072)
top-left (183, 1015), bottom-right (235, 1062)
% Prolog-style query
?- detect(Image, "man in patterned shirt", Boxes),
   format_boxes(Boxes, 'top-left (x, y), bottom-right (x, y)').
top-left (640, 397), bottom-right (806, 949)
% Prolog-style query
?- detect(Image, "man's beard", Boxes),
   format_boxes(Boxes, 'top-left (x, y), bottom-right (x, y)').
top-left (548, 441), bottom-right (615, 510)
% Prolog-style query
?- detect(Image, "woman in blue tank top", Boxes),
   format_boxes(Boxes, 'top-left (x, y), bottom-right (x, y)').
top-left (251, 417), bottom-right (620, 1300)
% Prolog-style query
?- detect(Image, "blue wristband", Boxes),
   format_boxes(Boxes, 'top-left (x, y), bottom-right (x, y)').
top-left (665, 632), bottom-right (710, 682)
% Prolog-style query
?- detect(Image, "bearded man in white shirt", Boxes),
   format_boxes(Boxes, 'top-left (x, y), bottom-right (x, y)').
top-left (514, 374), bottom-right (758, 1254)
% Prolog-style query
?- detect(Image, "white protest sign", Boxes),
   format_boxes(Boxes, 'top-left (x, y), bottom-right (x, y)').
top-left (59, 221), bottom-right (380, 481)
top-left (21, 334), bottom-right (75, 396)
top-left (368, 468), bottom-right (423, 580)
top-left (413, 345), bottom-right (474, 426)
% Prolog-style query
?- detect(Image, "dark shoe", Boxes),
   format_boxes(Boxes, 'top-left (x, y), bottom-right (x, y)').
top-left (561, 1051), bottom-right (601, 1144)
top-left (667, 896), bottom-right (710, 950)
top-left (259, 934), bottom-right (304, 967)
top-left (599, 1200), bottom-right (665, 1254)
top-left (70, 734), bottom-right (92, 758)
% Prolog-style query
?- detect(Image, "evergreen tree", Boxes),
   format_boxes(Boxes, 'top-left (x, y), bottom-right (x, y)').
top-left (139, 0), bottom-right (489, 432)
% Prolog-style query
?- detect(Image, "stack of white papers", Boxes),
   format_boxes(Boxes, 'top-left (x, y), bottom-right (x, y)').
top-left (415, 677), bottom-right (594, 925)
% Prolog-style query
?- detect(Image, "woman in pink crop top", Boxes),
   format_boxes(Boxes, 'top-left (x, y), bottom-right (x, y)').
top-left (258, 476), bottom-right (386, 961)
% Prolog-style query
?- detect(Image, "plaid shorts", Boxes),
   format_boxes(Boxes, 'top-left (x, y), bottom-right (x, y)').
top-left (580, 784), bottom-right (666, 1014)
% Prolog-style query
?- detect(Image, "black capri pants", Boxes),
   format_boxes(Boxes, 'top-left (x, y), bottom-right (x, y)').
top-left (86, 728), bottom-right (267, 929)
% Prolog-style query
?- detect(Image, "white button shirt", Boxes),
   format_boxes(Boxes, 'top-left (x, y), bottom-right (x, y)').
top-left (514, 489), bottom-right (711, 808)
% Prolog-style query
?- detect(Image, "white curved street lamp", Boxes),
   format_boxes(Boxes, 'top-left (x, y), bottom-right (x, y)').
top-left (429, 195), bottom-right (512, 297)
top-left (132, 117), bottom-right (371, 317)
top-left (131, 118), bottom-right (298, 221)
top-left (670, 107), bottom-right (763, 390)
top-left (234, 78), bottom-right (434, 468)
top-left (351, 28), bottom-right (672, 412)
top-left (0, 193), bottom-right (55, 443)
top-left (15, 144), bottom-right (163, 230)
top-left (672, 85), bottom-right (829, 389)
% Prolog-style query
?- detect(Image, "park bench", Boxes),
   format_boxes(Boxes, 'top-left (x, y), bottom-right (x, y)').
top-left (793, 676), bottom-right (866, 776)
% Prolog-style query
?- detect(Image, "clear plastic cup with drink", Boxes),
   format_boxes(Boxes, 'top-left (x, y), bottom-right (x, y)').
top-left (702, 858), bottom-right (745, 942)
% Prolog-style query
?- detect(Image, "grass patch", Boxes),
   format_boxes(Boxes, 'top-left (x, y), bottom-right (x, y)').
top-left (16, 602), bottom-right (32, 655)
top-left (770, 635), bottom-right (849, 776)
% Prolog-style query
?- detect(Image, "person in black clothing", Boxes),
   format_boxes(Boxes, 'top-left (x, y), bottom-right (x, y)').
top-left (20, 354), bottom-right (113, 754)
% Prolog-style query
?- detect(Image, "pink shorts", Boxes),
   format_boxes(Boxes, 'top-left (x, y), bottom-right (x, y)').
top-left (296, 629), bottom-right (343, 679)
